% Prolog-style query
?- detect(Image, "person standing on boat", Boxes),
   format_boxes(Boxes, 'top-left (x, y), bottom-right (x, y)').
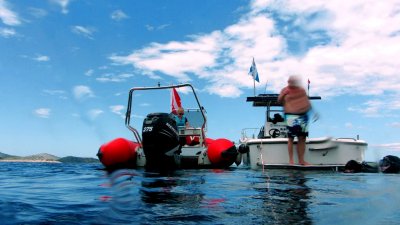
top-left (174, 107), bottom-right (189, 128)
top-left (174, 107), bottom-right (190, 147)
top-left (278, 75), bottom-right (311, 166)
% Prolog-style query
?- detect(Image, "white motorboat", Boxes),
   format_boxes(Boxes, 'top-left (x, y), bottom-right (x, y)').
top-left (238, 94), bottom-right (368, 170)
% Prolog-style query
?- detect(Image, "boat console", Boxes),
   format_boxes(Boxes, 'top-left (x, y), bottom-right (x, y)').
top-left (247, 94), bottom-right (321, 138)
top-left (178, 127), bottom-right (202, 137)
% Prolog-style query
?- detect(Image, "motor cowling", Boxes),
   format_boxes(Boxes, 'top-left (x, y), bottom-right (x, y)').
top-left (142, 113), bottom-right (180, 170)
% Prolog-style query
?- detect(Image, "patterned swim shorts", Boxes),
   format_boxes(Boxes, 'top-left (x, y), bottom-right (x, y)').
top-left (285, 113), bottom-right (309, 138)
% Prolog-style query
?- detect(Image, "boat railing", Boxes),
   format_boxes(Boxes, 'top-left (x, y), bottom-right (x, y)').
top-left (124, 83), bottom-right (207, 145)
top-left (335, 137), bottom-right (357, 141)
top-left (127, 125), bottom-right (142, 145)
top-left (240, 128), bottom-right (261, 142)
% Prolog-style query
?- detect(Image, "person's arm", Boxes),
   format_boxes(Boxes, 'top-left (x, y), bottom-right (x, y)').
top-left (185, 117), bottom-right (190, 128)
top-left (277, 87), bottom-right (288, 103)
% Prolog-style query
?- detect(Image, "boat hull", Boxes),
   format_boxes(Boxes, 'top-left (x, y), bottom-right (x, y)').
top-left (241, 137), bottom-right (367, 170)
top-left (98, 137), bottom-right (238, 171)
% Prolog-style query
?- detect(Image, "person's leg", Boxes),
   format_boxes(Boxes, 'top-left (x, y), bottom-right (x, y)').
top-left (288, 137), bottom-right (294, 165)
top-left (297, 135), bottom-right (309, 165)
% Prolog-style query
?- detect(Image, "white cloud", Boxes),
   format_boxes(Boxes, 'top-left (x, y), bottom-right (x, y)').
top-left (110, 105), bottom-right (125, 118)
top-left (85, 69), bottom-right (94, 76)
top-left (109, 32), bottom-right (223, 82)
top-left (110, 105), bottom-right (124, 113)
top-left (0, 27), bottom-right (15, 37)
top-left (109, 15), bottom-right (282, 96)
top-left (43, 89), bottom-right (67, 99)
top-left (145, 24), bottom-right (170, 31)
top-left (28, 7), bottom-right (47, 18)
top-left (348, 100), bottom-right (383, 117)
top-left (145, 25), bottom-right (154, 31)
top-left (34, 108), bottom-right (51, 118)
top-left (33, 55), bottom-right (50, 62)
top-left (88, 109), bottom-right (103, 120)
top-left (96, 73), bottom-right (134, 83)
top-left (111, 10), bottom-right (128, 21)
top-left (373, 143), bottom-right (400, 152)
top-left (0, 0), bottom-right (21, 26)
top-left (389, 122), bottom-right (400, 128)
top-left (51, 0), bottom-right (70, 14)
top-left (348, 95), bottom-right (400, 117)
top-left (132, 114), bottom-right (145, 119)
top-left (345, 122), bottom-right (353, 128)
top-left (250, 0), bottom-right (271, 14)
top-left (206, 84), bottom-right (243, 98)
top-left (108, 0), bottom-right (400, 108)
top-left (43, 89), bottom-right (64, 95)
top-left (72, 85), bottom-right (94, 100)
top-left (71, 25), bottom-right (95, 39)
top-left (174, 86), bottom-right (193, 95)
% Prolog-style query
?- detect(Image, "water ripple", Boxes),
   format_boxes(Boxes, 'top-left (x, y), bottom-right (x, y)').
top-left (0, 163), bottom-right (399, 224)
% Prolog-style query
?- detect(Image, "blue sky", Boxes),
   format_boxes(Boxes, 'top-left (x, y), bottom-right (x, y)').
top-left (1, 0), bottom-right (400, 160)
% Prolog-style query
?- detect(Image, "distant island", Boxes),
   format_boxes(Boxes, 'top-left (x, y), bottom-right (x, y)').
top-left (0, 152), bottom-right (99, 163)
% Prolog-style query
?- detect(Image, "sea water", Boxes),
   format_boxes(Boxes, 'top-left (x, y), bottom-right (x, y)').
top-left (0, 162), bottom-right (399, 225)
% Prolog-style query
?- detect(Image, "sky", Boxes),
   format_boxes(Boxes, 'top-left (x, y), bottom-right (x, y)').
top-left (1, 0), bottom-right (400, 160)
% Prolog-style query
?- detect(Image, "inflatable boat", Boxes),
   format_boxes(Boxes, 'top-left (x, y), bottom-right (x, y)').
top-left (97, 83), bottom-right (239, 172)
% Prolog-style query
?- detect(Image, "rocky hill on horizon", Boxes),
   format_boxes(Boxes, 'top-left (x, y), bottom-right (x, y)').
top-left (0, 152), bottom-right (13, 158)
top-left (24, 153), bottom-right (60, 161)
top-left (0, 151), bottom-right (99, 163)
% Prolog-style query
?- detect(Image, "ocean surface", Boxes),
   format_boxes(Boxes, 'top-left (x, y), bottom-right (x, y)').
top-left (1, 162), bottom-right (400, 225)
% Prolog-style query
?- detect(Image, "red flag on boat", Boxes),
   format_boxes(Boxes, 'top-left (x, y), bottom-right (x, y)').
top-left (171, 88), bottom-right (182, 114)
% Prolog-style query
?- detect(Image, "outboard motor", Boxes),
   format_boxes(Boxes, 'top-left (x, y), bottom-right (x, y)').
top-left (142, 113), bottom-right (180, 171)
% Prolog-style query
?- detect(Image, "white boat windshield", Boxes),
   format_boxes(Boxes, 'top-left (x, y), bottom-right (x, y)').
top-left (184, 108), bottom-right (206, 131)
